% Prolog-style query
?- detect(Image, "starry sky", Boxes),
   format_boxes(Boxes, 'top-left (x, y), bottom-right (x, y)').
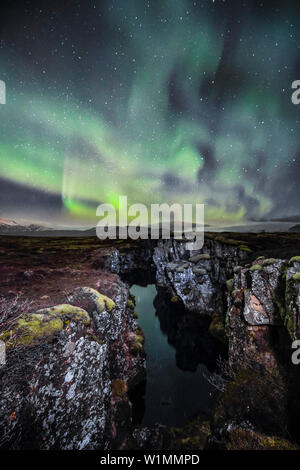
top-left (0, 0), bottom-right (299, 226)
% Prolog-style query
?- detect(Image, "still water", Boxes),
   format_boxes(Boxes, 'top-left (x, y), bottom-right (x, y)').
top-left (131, 284), bottom-right (219, 427)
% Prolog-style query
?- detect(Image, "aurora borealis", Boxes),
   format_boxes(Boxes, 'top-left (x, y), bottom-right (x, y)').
top-left (0, 0), bottom-right (299, 226)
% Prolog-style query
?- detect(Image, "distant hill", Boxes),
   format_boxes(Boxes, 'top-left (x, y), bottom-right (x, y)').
top-left (0, 218), bottom-right (49, 234)
top-left (289, 224), bottom-right (300, 233)
top-left (0, 218), bottom-right (208, 237)
top-left (0, 218), bottom-right (94, 236)
top-left (1, 216), bottom-right (300, 237)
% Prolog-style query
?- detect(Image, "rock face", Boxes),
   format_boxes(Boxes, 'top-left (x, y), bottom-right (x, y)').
top-left (0, 283), bottom-right (145, 450)
top-left (154, 289), bottom-right (225, 372)
top-left (106, 236), bottom-right (248, 316)
top-left (105, 243), bottom-right (155, 277)
top-left (284, 257), bottom-right (300, 339)
top-left (153, 237), bottom-right (248, 316)
top-left (209, 255), bottom-right (300, 449)
top-left (226, 256), bottom-right (300, 372)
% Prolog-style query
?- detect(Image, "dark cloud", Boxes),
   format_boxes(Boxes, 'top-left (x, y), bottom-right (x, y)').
top-left (197, 144), bottom-right (218, 183)
top-left (0, 177), bottom-right (62, 220)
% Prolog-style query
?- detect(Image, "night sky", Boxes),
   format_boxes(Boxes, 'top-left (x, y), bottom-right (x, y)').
top-left (0, 0), bottom-right (299, 226)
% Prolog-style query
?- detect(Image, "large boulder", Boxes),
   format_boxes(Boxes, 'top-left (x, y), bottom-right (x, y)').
top-left (0, 282), bottom-right (145, 449)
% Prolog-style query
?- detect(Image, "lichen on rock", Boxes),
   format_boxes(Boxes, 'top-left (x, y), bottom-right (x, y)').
top-left (69, 287), bottom-right (115, 313)
top-left (292, 272), bottom-right (300, 282)
top-left (250, 264), bottom-right (262, 272)
top-left (0, 281), bottom-right (146, 450)
top-left (0, 304), bottom-right (90, 348)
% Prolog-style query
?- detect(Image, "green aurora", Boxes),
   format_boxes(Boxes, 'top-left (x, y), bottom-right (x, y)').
top-left (0, 0), bottom-right (299, 225)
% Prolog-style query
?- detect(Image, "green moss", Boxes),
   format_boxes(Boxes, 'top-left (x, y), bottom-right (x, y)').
top-left (290, 256), bottom-right (300, 263)
top-left (91, 335), bottom-right (103, 345)
top-left (215, 236), bottom-right (244, 246)
top-left (238, 245), bottom-right (252, 252)
top-left (135, 334), bottom-right (144, 345)
top-left (129, 332), bottom-right (145, 356)
top-left (130, 341), bottom-right (144, 356)
top-left (112, 378), bottom-right (127, 399)
top-left (133, 311), bottom-right (139, 319)
top-left (250, 264), bottom-right (262, 272)
top-left (171, 415), bottom-right (211, 450)
top-left (80, 287), bottom-right (115, 312)
top-left (189, 253), bottom-right (211, 261)
top-left (0, 304), bottom-right (90, 348)
top-left (292, 273), bottom-right (300, 282)
top-left (227, 428), bottom-right (298, 450)
top-left (127, 299), bottom-right (135, 310)
top-left (226, 278), bottom-right (234, 292)
top-left (261, 258), bottom-right (277, 266)
top-left (38, 304), bottom-right (91, 325)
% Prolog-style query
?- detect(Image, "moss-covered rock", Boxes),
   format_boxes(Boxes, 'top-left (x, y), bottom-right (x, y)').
top-left (171, 415), bottom-right (211, 450)
top-left (238, 245), bottom-right (252, 253)
top-left (37, 304), bottom-right (91, 324)
top-left (261, 258), bottom-right (277, 266)
top-left (70, 287), bottom-right (115, 313)
top-left (250, 264), bottom-right (262, 272)
top-left (130, 341), bottom-right (144, 356)
top-left (0, 304), bottom-right (90, 348)
top-left (112, 378), bottom-right (127, 399)
top-left (289, 256), bottom-right (300, 264)
top-left (127, 299), bottom-right (135, 310)
top-left (226, 278), bottom-right (234, 292)
top-left (189, 253), bottom-right (210, 263)
top-left (226, 428), bottom-right (298, 450)
top-left (135, 334), bottom-right (144, 345)
top-left (128, 332), bottom-right (145, 356)
top-left (87, 288), bottom-right (115, 312)
top-left (292, 272), bottom-right (300, 282)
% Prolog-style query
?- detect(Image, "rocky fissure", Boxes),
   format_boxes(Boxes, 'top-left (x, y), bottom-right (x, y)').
top-left (105, 236), bottom-right (300, 449)
top-left (1, 233), bottom-right (300, 449)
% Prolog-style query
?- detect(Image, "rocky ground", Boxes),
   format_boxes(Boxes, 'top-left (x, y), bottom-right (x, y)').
top-left (1, 232), bottom-right (300, 449)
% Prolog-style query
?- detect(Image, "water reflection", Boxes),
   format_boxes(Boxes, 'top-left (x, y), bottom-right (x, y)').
top-left (130, 284), bottom-right (223, 427)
